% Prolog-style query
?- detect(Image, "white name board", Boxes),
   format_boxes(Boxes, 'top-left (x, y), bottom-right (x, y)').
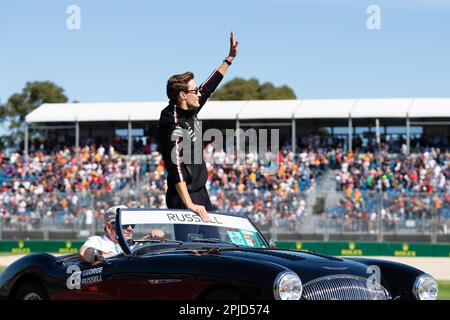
top-left (120, 210), bottom-right (257, 233)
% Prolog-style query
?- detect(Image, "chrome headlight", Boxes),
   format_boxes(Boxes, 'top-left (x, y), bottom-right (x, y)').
top-left (413, 274), bottom-right (438, 300)
top-left (273, 271), bottom-right (302, 300)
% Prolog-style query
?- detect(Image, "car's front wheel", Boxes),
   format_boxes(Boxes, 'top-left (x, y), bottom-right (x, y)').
top-left (14, 280), bottom-right (48, 300)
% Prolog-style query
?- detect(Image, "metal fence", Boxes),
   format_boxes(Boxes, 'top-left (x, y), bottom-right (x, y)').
top-left (266, 190), bottom-right (450, 243)
top-left (0, 185), bottom-right (308, 239)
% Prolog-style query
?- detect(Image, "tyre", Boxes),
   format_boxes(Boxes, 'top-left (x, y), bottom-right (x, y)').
top-left (14, 280), bottom-right (48, 300)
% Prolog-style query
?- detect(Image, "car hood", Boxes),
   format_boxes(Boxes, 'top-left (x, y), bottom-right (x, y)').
top-left (216, 248), bottom-right (371, 283)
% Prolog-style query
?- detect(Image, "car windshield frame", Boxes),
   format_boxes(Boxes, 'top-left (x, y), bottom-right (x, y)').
top-left (115, 208), bottom-right (269, 256)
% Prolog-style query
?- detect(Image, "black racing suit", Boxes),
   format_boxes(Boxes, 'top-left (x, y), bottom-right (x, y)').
top-left (157, 69), bottom-right (223, 241)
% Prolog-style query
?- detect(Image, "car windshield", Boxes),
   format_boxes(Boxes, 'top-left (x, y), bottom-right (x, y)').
top-left (117, 209), bottom-right (268, 254)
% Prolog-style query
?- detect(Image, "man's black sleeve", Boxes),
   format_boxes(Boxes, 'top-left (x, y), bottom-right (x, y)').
top-left (158, 123), bottom-right (186, 186)
top-left (195, 69), bottom-right (224, 114)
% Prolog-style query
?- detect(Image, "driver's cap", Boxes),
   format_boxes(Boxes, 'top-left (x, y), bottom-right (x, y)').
top-left (104, 205), bottom-right (128, 224)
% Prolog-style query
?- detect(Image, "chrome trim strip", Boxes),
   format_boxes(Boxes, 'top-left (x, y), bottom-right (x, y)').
top-left (147, 279), bottom-right (182, 285)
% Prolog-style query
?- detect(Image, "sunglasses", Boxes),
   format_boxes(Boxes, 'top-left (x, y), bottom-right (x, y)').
top-left (185, 87), bottom-right (199, 95)
top-left (111, 223), bottom-right (135, 230)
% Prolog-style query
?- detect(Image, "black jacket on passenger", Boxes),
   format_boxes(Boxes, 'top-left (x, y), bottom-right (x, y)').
top-left (157, 70), bottom-right (223, 192)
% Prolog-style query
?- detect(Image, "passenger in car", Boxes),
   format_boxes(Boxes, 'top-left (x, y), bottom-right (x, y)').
top-left (78, 205), bottom-right (164, 265)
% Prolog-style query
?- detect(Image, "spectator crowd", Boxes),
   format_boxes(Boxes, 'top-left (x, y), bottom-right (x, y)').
top-left (0, 141), bottom-right (448, 235)
top-left (0, 144), bottom-right (327, 232)
top-left (330, 147), bottom-right (450, 233)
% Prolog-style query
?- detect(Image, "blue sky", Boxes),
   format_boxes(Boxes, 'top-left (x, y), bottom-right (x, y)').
top-left (0, 0), bottom-right (449, 104)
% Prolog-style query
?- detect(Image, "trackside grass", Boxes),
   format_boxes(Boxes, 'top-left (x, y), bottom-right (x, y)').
top-left (437, 280), bottom-right (450, 300)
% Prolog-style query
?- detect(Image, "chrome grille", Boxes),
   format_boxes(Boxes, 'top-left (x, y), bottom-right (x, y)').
top-left (302, 275), bottom-right (390, 300)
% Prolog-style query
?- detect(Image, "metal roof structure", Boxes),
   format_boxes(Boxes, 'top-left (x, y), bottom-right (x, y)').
top-left (25, 98), bottom-right (450, 123)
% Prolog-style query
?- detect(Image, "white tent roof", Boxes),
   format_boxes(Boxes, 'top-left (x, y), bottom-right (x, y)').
top-left (26, 98), bottom-right (450, 123)
top-left (198, 101), bottom-right (248, 120)
top-left (294, 99), bottom-right (355, 119)
top-left (237, 100), bottom-right (300, 119)
top-left (76, 102), bottom-right (142, 122)
top-left (408, 99), bottom-right (450, 118)
top-left (25, 102), bottom-right (166, 123)
top-left (25, 103), bottom-right (91, 122)
top-left (351, 99), bottom-right (414, 118)
top-left (129, 102), bottom-right (167, 121)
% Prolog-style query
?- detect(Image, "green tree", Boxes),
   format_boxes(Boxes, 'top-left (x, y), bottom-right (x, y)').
top-left (211, 77), bottom-right (296, 100)
top-left (1, 81), bottom-right (68, 150)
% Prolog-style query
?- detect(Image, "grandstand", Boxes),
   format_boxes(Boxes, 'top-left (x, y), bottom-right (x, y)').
top-left (24, 98), bottom-right (450, 155)
top-left (0, 98), bottom-right (448, 242)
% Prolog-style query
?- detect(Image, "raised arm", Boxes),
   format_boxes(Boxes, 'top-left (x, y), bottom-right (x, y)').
top-left (217, 31), bottom-right (239, 76)
top-left (197, 32), bottom-right (239, 108)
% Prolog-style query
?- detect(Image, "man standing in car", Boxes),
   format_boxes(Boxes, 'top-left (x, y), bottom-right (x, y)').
top-left (158, 32), bottom-right (238, 235)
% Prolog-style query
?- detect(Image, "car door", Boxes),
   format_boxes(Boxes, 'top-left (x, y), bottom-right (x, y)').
top-left (54, 260), bottom-right (120, 300)
top-left (113, 255), bottom-right (208, 299)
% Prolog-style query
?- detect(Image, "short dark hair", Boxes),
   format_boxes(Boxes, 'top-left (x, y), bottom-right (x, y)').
top-left (166, 71), bottom-right (194, 102)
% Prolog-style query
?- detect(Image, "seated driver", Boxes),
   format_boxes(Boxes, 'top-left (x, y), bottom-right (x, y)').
top-left (78, 205), bottom-right (165, 265)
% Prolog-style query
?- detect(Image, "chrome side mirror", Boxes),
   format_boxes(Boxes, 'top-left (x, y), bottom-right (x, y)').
top-left (269, 239), bottom-right (278, 249)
